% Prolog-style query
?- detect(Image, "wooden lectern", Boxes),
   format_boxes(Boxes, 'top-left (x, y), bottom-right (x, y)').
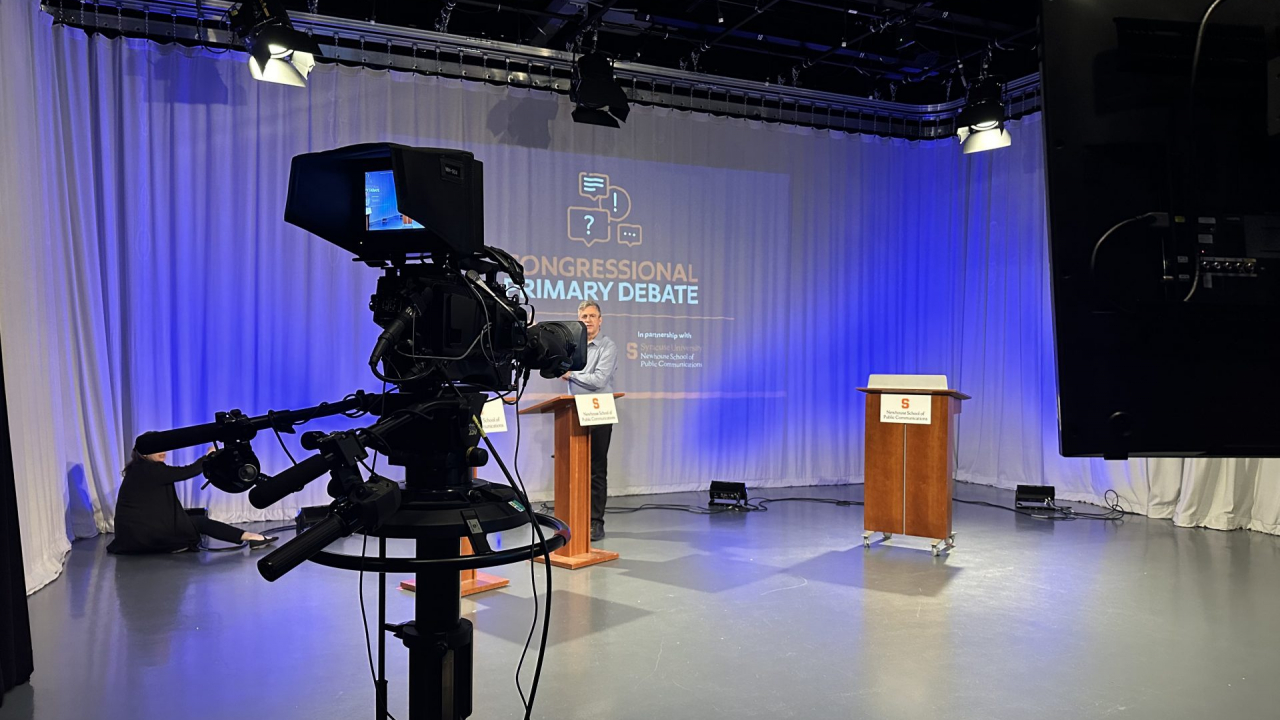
top-left (858, 376), bottom-right (969, 555)
top-left (518, 393), bottom-right (623, 569)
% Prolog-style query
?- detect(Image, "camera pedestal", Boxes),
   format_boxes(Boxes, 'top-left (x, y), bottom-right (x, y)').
top-left (392, 538), bottom-right (475, 720)
top-left (307, 504), bottom-right (569, 720)
top-left (520, 394), bottom-right (623, 569)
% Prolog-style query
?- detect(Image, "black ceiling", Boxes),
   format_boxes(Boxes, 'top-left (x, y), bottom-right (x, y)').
top-left (307, 0), bottom-right (1040, 104)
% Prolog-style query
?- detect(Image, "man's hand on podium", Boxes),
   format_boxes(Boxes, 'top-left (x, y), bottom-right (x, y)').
top-left (561, 373), bottom-right (572, 381)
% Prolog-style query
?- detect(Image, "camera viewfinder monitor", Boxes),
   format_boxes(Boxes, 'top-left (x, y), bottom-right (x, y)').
top-left (285, 143), bottom-right (484, 262)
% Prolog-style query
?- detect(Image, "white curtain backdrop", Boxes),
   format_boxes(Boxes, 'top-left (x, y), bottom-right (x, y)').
top-left (3, 1), bottom-right (1278, 594)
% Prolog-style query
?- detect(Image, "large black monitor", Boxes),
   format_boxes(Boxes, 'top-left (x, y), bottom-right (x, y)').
top-left (1040, 1), bottom-right (1280, 458)
top-left (285, 143), bottom-right (484, 262)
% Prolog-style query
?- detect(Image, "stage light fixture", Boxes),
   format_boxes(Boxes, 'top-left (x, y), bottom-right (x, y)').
top-left (956, 77), bottom-right (1011, 154)
top-left (1014, 485), bottom-right (1056, 509)
top-left (570, 51), bottom-right (631, 128)
top-left (709, 481), bottom-right (749, 507)
top-left (229, 0), bottom-right (323, 88)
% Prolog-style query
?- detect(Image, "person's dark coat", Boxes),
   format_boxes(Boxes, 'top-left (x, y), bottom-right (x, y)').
top-left (107, 458), bottom-right (205, 554)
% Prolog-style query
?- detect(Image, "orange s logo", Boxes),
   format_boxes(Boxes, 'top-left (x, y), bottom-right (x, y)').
top-left (901, 398), bottom-right (910, 409)
top-left (592, 398), bottom-right (600, 409)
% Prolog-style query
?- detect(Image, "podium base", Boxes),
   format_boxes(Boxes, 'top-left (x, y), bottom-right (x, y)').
top-left (400, 573), bottom-right (510, 597)
top-left (532, 548), bottom-right (619, 569)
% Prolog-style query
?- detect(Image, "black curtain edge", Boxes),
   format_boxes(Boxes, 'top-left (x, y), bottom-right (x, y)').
top-left (0, 329), bottom-right (35, 703)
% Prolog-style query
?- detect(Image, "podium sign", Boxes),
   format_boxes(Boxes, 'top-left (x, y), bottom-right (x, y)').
top-left (480, 398), bottom-right (509, 433)
top-left (574, 393), bottom-right (619, 426)
top-left (879, 394), bottom-right (932, 425)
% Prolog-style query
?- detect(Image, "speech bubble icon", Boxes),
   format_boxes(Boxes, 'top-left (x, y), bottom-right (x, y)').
top-left (617, 223), bottom-right (643, 247)
top-left (579, 172), bottom-right (609, 202)
top-left (568, 207), bottom-right (611, 247)
top-left (603, 185), bottom-right (631, 222)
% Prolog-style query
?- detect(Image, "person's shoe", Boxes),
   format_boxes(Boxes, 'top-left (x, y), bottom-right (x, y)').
top-left (590, 521), bottom-right (605, 543)
top-left (247, 535), bottom-right (278, 550)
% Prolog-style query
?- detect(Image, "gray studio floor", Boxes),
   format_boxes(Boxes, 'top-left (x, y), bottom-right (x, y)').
top-left (6, 483), bottom-right (1280, 720)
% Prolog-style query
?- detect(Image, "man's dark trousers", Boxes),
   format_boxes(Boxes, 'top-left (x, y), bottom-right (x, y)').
top-left (590, 424), bottom-right (612, 525)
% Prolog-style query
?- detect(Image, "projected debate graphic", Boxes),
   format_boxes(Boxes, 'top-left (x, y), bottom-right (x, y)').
top-left (477, 150), bottom-right (788, 390)
top-left (470, 146), bottom-right (791, 490)
top-left (567, 173), bottom-right (640, 248)
top-left (542, 170), bottom-right (697, 309)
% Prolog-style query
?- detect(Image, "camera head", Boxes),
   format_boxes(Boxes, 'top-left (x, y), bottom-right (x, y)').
top-left (140, 144), bottom-right (580, 610)
top-left (284, 143), bottom-right (586, 392)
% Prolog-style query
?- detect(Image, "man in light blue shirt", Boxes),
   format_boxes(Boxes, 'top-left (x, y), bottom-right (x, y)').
top-left (563, 300), bottom-right (618, 541)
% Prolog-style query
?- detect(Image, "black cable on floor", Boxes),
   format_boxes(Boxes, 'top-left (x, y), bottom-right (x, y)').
top-left (609, 503), bottom-right (754, 515)
top-left (748, 496), bottom-right (863, 511)
top-left (199, 542), bottom-right (247, 552)
top-left (539, 489), bottom-right (1128, 525)
top-left (953, 497), bottom-right (1068, 520)
top-left (198, 522), bottom-right (297, 552)
top-left (537, 501), bottom-right (754, 516)
top-left (260, 523), bottom-right (297, 536)
top-left (953, 488), bottom-right (1130, 521)
top-left (539, 496), bottom-right (868, 515)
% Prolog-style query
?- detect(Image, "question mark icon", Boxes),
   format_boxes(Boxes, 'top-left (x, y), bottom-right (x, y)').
top-left (568, 207), bottom-right (609, 246)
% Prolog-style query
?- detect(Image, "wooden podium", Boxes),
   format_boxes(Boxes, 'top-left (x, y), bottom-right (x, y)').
top-left (399, 538), bottom-right (510, 597)
top-left (858, 382), bottom-right (969, 555)
top-left (518, 393), bottom-right (623, 569)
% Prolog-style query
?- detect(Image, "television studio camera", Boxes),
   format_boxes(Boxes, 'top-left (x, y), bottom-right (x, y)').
top-left (134, 143), bottom-right (587, 720)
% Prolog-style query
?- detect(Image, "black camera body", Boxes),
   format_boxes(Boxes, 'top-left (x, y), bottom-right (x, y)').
top-left (286, 142), bottom-right (586, 393)
top-left (369, 262), bottom-right (526, 391)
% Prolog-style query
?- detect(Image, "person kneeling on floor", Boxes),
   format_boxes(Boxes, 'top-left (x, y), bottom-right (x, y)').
top-left (107, 443), bottom-right (276, 554)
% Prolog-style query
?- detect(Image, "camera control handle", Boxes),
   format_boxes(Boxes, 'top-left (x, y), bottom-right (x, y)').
top-left (257, 513), bottom-right (349, 582)
top-left (248, 453), bottom-right (331, 509)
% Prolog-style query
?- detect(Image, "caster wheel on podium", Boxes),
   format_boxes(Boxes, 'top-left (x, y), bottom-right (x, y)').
top-left (930, 534), bottom-right (956, 556)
